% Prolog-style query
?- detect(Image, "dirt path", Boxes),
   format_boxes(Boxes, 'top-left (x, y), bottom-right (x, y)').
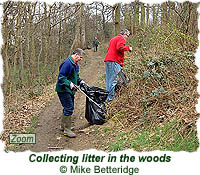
top-left (25, 50), bottom-right (106, 152)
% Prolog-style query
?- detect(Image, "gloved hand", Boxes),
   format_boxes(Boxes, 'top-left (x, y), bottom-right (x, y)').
top-left (80, 80), bottom-right (86, 85)
top-left (129, 46), bottom-right (133, 52)
top-left (70, 82), bottom-right (77, 91)
top-left (80, 80), bottom-right (89, 90)
top-left (80, 80), bottom-right (89, 86)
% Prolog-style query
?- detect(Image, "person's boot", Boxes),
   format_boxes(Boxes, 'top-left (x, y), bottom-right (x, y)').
top-left (63, 115), bottom-right (76, 138)
top-left (60, 114), bottom-right (65, 131)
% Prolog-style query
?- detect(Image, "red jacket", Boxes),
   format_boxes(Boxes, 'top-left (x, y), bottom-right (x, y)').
top-left (104, 34), bottom-right (130, 67)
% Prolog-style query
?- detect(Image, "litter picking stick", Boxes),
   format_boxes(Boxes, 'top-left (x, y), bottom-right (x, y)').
top-left (74, 84), bottom-right (103, 109)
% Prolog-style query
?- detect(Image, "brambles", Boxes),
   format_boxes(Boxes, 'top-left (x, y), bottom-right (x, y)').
top-left (106, 25), bottom-right (199, 152)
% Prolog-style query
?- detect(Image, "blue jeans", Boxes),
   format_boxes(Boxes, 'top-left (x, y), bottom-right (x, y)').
top-left (57, 92), bottom-right (74, 116)
top-left (105, 61), bottom-right (122, 102)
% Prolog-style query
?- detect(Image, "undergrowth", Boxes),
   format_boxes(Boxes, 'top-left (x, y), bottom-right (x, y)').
top-left (109, 120), bottom-right (198, 152)
top-left (106, 24), bottom-right (199, 152)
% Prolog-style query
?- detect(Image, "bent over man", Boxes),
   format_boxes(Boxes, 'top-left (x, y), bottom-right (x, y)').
top-left (56, 48), bottom-right (86, 138)
top-left (104, 29), bottom-right (132, 102)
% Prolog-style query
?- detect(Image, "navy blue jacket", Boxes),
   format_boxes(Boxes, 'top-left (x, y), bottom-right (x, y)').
top-left (55, 56), bottom-right (82, 95)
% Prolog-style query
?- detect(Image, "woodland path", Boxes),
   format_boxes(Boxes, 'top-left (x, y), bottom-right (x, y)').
top-left (25, 49), bottom-right (106, 152)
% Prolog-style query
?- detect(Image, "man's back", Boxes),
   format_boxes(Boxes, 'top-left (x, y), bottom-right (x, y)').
top-left (104, 34), bottom-right (126, 66)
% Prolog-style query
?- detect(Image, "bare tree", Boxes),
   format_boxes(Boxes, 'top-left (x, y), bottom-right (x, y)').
top-left (2, 2), bottom-right (10, 95)
top-left (123, 4), bottom-right (131, 31)
top-left (114, 3), bottom-right (120, 35)
top-left (146, 4), bottom-right (150, 26)
top-left (70, 3), bottom-right (81, 53)
top-left (161, 2), bottom-right (168, 26)
top-left (141, 3), bottom-right (145, 27)
top-left (13, 2), bottom-right (22, 92)
top-left (152, 4), bottom-right (157, 26)
top-left (44, 3), bottom-right (53, 82)
top-left (80, 3), bottom-right (86, 49)
top-left (134, 1), bottom-right (140, 30)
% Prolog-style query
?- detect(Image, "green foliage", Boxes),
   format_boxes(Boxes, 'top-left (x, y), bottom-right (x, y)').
top-left (109, 132), bottom-right (133, 152)
top-left (26, 115), bottom-right (39, 133)
top-left (132, 120), bottom-right (199, 152)
top-left (107, 121), bottom-right (199, 152)
top-left (98, 74), bottom-right (106, 81)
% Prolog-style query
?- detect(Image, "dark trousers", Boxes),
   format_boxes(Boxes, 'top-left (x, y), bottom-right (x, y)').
top-left (57, 92), bottom-right (74, 116)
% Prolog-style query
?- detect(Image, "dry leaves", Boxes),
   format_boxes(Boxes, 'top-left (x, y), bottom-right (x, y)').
top-left (0, 84), bottom-right (56, 150)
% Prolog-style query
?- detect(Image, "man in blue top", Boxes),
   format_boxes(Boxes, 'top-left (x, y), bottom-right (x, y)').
top-left (56, 48), bottom-right (86, 138)
top-left (93, 37), bottom-right (99, 52)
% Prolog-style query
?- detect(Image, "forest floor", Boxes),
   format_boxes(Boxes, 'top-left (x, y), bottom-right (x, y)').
top-left (21, 48), bottom-right (115, 152)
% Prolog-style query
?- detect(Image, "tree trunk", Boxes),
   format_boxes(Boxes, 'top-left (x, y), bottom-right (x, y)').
top-left (152, 4), bottom-right (157, 25)
top-left (141, 3), bottom-right (145, 26)
top-left (161, 2), bottom-right (168, 25)
top-left (37, 2), bottom-right (43, 83)
top-left (19, 23), bottom-right (24, 87)
top-left (57, 3), bottom-right (62, 70)
top-left (146, 4), bottom-right (150, 26)
top-left (13, 2), bottom-right (22, 93)
top-left (44, 3), bottom-right (52, 82)
top-left (2, 7), bottom-right (10, 95)
top-left (80, 3), bottom-right (86, 49)
top-left (95, 3), bottom-right (98, 36)
top-left (70, 3), bottom-right (81, 53)
top-left (26, 2), bottom-right (33, 87)
top-left (124, 4), bottom-right (131, 31)
top-left (114, 3), bottom-right (121, 36)
top-left (134, 1), bottom-right (139, 29)
top-left (191, 3), bottom-right (198, 38)
top-left (31, 3), bottom-right (37, 81)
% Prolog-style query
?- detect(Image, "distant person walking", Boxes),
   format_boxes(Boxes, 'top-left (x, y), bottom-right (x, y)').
top-left (104, 29), bottom-right (132, 102)
top-left (56, 48), bottom-right (87, 138)
top-left (93, 37), bottom-right (99, 52)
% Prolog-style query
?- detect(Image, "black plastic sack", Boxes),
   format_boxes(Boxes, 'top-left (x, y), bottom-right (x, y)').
top-left (80, 84), bottom-right (108, 125)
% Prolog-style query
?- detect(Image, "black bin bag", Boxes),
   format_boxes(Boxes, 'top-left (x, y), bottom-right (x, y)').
top-left (80, 84), bottom-right (108, 125)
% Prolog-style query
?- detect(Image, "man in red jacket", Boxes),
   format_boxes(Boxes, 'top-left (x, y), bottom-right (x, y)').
top-left (104, 29), bottom-right (132, 102)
